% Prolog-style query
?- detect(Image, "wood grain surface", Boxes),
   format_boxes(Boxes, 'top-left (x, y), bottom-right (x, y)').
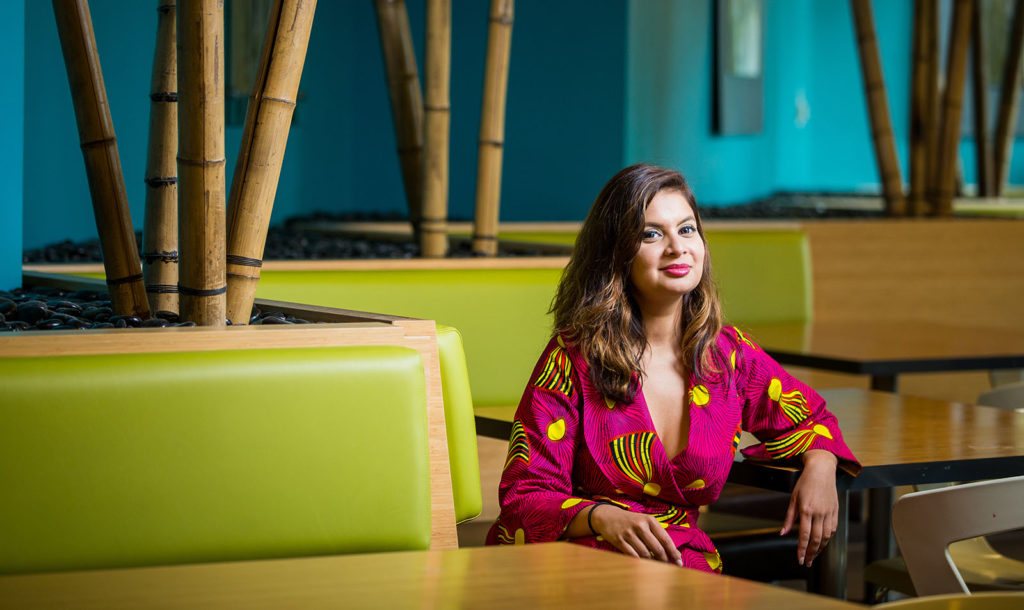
top-left (0, 543), bottom-right (862, 610)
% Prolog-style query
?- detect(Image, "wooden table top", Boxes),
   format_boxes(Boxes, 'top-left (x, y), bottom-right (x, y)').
top-left (741, 320), bottom-right (1024, 374)
top-left (0, 543), bottom-right (863, 610)
top-left (476, 389), bottom-right (1024, 491)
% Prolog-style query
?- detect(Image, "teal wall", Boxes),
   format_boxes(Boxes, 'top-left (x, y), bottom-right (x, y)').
top-left (2, 0), bottom-right (24, 290)
top-left (20, 0), bottom-right (626, 249)
top-left (626, 0), bottom-right (913, 202)
top-left (9, 0), bottom-right (1024, 267)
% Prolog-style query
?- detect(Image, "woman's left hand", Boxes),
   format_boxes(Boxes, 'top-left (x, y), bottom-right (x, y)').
top-left (780, 449), bottom-right (839, 566)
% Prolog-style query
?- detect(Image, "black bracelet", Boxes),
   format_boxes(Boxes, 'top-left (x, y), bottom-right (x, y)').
top-left (587, 502), bottom-right (603, 536)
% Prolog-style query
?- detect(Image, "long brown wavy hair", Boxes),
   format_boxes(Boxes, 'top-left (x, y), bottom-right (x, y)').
top-left (551, 164), bottom-right (726, 403)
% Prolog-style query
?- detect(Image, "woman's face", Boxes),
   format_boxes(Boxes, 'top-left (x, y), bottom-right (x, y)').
top-left (628, 189), bottom-right (705, 308)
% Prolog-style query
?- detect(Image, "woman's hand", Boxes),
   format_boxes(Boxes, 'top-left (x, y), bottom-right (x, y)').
top-left (781, 449), bottom-right (839, 566)
top-left (591, 504), bottom-right (683, 566)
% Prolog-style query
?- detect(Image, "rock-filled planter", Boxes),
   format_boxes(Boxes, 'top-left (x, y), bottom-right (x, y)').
top-left (0, 285), bottom-right (313, 332)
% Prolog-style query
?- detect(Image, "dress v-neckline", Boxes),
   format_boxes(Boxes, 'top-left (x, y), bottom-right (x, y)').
top-left (637, 384), bottom-right (695, 466)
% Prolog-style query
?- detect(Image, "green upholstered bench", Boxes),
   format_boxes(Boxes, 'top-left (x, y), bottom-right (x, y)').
top-left (0, 345), bottom-right (431, 574)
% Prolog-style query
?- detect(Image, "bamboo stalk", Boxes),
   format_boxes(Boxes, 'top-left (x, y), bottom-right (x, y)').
top-left (970, 0), bottom-right (992, 197)
top-left (909, 0), bottom-right (935, 216)
top-left (934, 0), bottom-right (973, 216)
top-left (52, 0), bottom-right (150, 319)
top-left (993, 0), bottom-right (1024, 195)
top-left (374, 0), bottom-right (424, 238)
top-left (142, 0), bottom-right (179, 315)
top-left (472, 0), bottom-right (514, 256)
top-left (850, 0), bottom-right (906, 216)
top-left (225, 0), bottom-right (316, 324)
top-left (420, 0), bottom-right (451, 258)
top-left (923, 0), bottom-right (940, 215)
top-left (177, 0), bottom-right (226, 326)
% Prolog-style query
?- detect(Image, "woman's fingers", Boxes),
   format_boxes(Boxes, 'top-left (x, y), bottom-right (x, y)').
top-left (635, 528), bottom-right (667, 561)
top-left (804, 511), bottom-right (825, 566)
top-left (780, 496), bottom-right (797, 536)
top-left (649, 520), bottom-right (684, 566)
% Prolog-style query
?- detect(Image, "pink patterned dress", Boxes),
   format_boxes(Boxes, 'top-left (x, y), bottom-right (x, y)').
top-left (485, 326), bottom-right (861, 572)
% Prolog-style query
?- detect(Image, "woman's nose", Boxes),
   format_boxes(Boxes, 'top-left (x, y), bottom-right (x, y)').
top-left (665, 234), bottom-right (686, 256)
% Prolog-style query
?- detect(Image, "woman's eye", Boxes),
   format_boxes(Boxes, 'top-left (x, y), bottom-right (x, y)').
top-left (680, 225), bottom-right (697, 236)
top-left (642, 229), bottom-right (661, 241)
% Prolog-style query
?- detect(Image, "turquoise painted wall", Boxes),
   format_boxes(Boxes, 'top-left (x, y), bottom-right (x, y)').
top-left (16, 1), bottom-right (1024, 254)
top-left (626, 0), bottom-right (913, 202)
top-left (1, 1), bottom-right (24, 289)
top-left (21, 0), bottom-right (626, 248)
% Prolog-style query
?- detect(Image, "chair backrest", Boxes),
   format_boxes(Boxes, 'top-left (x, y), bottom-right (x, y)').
top-left (876, 591), bottom-right (1024, 609)
top-left (892, 475), bottom-right (1024, 596)
top-left (977, 381), bottom-right (1024, 413)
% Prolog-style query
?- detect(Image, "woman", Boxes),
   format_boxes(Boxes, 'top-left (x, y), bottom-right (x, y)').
top-left (485, 164), bottom-right (860, 572)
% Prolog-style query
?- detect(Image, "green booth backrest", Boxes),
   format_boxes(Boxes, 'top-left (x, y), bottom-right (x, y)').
top-left (254, 230), bottom-right (810, 410)
top-left (256, 269), bottom-right (562, 408)
top-left (0, 345), bottom-right (430, 574)
top-left (435, 325), bottom-right (482, 522)
top-left (708, 230), bottom-right (812, 324)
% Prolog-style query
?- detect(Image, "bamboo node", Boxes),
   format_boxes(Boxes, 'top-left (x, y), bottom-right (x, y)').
top-left (479, 139), bottom-right (504, 148)
top-left (179, 285), bottom-right (227, 297)
top-left (80, 137), bottom-right (117, 149)
top-left (144, 176), bottom-right (178, 187)
top-left (256, 95), bottom-right (297, 107)
top-left (149, 92), bottom-right (179, 103)
top-left (226, 254), bottom-right (263, 268)
top-left (177, 156), bottom-right (227, 167)
top-left (106, 273), bottom-right (145, 287)
top-left (145, 284), bottom-right (179, 294)
top-left (489, 16), bottom-right (513, 25)
top-left (142, 250), bottom-right (179, 264)
top-left (424, 104), bottom-right (451, 111)
top-left (472, 234), bottom-right (498, 241)
top-left (227, 271), bottom-right (261, 281)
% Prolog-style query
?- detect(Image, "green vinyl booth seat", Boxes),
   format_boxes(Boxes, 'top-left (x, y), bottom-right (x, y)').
top-left (0, 345), bottom-right (430, 574)
top-left (254, 229), bottom-right (810, 412)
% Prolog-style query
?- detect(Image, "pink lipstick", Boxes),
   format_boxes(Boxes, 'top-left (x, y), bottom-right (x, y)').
top-left (662, 264), bottom-right (691, 277)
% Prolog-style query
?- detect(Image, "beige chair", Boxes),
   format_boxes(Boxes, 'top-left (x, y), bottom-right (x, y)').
top-left (876, 591), bottom-right (1024, 609)
top-left (978, 381), bottom-right (1024, 413)
top-left (881, 476), bottom-right (1024, 597)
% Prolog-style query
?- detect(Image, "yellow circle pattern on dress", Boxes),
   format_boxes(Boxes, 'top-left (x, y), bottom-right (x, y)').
top-left (690, 385), bottom-right (710, 407)
top-left (813, 424), bottom-right (834, 439)
top-left (557, 335), bottom-right (565, 348)
top-left (768, 377), bottom-right (783, 401)
top-left (547, 418), bottom-right (566, 441)
top-left (604, 396), bottom-right (616, 410)
top-left (514, 528), bottom-right (525, 545)
top-left (683, 479), bottom-right (706, 490)
top-left (730, 350), bottom-right (737, 370)
top-left (643, 482), bottom-right (662, 496)
top-left (703, 551), bottom-right (722, 571)
top-left (561, 497), bottom-right (582, 509)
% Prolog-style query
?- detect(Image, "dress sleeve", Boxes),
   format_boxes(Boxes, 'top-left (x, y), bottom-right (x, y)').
top-left (489, 336), bottom-right (599, 544)
top-left (727, 327), bottom-right (862, 476)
